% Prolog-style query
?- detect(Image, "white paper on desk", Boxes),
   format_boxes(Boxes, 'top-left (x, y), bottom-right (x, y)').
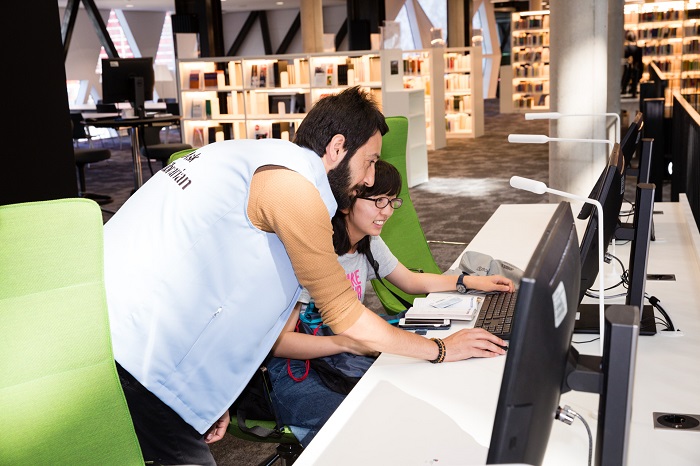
top-left (406, 292), bottom-right (482, 320)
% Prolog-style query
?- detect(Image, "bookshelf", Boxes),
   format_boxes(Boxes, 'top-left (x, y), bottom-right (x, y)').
top-left (177, 51), bottom-right (390, 147)
top-left (624, 0), bottom-right (700, 108)
top-left (510, 10), bottom-right (550, 112)
top-left (177, 50), bottom-right (429, 186)
top-left (402, 47), bottom-right (484, 149)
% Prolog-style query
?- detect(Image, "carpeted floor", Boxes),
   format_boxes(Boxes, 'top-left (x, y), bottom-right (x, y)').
top-left (83, 98), bottom-right (653, 465)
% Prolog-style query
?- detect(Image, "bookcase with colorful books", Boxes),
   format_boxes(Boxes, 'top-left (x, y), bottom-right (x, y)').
top-left (624, 0), bottom-right (700, 108)
top-left (510, 10), bottom-right (550, 112)
top-left (177, 51), bottom-right (394, 147)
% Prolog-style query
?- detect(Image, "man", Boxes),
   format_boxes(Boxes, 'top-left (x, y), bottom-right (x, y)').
top-left (104, 86), bottom-right (508, 465)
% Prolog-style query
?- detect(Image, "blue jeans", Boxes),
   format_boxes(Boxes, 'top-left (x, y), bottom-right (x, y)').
top-left (267, 357), bottom-right (346, 447)
top-left (116, 362), bottom-right (216, 466)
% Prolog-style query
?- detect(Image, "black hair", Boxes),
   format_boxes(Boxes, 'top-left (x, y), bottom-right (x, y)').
top-left (293, 86), bottom-right (389, 159)
top-left (331, 160), bottom-right (402, 257)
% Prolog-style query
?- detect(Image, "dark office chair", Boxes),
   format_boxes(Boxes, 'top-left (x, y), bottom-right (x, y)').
top-left (71, 118), bottom-right (113, 205)
top-left (71, 112), bottom-right (101, 148)
top-left (139, 125), bottom-right (192, 175)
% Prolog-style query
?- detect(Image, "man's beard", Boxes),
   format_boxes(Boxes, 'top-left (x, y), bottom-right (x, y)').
top-left (327, 158), bottom-right (353, 211)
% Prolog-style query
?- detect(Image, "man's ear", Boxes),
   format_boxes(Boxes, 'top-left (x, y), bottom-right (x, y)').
top-left (324, 134), bottom-right (347, 168)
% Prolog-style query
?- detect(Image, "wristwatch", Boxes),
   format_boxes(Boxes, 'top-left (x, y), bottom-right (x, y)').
top-left (456, 273), bottom-right (468, 294)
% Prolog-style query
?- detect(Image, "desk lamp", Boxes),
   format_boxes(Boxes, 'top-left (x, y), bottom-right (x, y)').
top-left (524, 112), bottom-right (621, 144)
top-left (507, 134), bottom-right (614, 150)
top-left (508, 133), bottom-right (619, 279)
top-left (510, 176), bottom-right (606, 356)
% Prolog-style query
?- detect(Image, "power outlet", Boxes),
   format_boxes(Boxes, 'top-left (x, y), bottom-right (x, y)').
top-left (646, 274), bottom-right (676, 281)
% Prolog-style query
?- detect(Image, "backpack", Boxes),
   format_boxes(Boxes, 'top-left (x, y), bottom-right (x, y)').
top-left (288, 303), bottom-right (406, 395)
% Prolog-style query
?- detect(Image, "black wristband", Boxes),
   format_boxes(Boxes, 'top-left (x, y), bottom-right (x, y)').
top-left (429, 337), bottom-right (446, 364)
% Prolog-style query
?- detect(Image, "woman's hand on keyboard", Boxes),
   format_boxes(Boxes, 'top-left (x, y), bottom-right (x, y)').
top-left (464, 274), bottom-right (515, 293)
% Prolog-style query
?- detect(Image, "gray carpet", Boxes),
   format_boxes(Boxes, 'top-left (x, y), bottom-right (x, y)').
top-left (82, 99), bottom-right (569, 465)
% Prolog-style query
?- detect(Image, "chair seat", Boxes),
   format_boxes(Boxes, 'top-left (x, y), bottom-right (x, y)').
top-left (75, 147), bottom-right (111, 164)
top-left (140, 143), bottom-right (193, 163)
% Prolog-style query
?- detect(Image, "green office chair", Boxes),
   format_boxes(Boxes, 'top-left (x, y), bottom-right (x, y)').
top-left (169, 148), bottom-right (302, 464)
top-left (371, 116), bottom-right (442, 314)
top-left (167, 147), bottom-right (196, 165)
top-left (0, 198), bottom-right (143, 465)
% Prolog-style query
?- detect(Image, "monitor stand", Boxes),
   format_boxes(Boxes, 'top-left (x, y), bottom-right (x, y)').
top-left (574, 303), bottom-right (656, 335)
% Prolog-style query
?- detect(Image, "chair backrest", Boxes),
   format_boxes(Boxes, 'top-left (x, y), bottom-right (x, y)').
top-left (371, 116), bottom-right (442, 314)
top-left (141, 125), bottom-right (165, 147)
top-left (0, 198), bottom-right (143, 465)
top-left (167, 148), bottom-right (196, 165)
top-left (70, 112), bottom-right (90, 140)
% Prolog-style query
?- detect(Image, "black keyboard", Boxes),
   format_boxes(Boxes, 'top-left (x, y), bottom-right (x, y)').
top-left (473, 291), bottom-right (518, 339)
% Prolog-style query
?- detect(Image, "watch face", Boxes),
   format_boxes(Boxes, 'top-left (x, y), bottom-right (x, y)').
top-left (456, 275), bottom-right (468, 294)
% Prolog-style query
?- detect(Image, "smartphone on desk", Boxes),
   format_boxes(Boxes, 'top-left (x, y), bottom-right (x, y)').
top-left (398, 318), bottom-right (451, 331)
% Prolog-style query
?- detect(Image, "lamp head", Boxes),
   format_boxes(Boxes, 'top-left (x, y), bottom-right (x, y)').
top-left (508, 134), bottom-right (550, 144)
top-left (524, 112), bottom-right (562, 120)
top-left (510, 176), bottom-right (548, 195)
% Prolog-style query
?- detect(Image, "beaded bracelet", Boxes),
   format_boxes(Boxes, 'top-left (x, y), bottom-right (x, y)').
top-left (429, 337), bottom-right (446, 364)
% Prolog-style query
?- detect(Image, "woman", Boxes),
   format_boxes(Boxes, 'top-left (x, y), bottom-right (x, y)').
top-left (267, 161), bottom-right (514, 446)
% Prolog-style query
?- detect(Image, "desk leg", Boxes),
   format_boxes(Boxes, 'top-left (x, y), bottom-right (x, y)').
top-left (129, 127), bottom-right (143, 190)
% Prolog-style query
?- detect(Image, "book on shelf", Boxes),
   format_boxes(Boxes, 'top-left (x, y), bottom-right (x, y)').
top-left (313, 66), bottom-right (328, 87)
top-left (208, 125), bottom-right (224, 143)
top-left (216, 70), bottom-right (226, 88)
top-left (203, 71), bottom-right (218, 88)
top-left (251, 122), bottom-right (272, 140)
top-left (405, 292), bottom-right (483, 321)
top-left (337, 64), bottom-right (348, 85)
top-left (189, 71), bottom-right (201, 90)
top-left (369, 56), bottom-right (381, 82)
top-left (298, 58), bottom-right (310, 85)
top-left (191, 99), bottom-right (204, 119)
top-left (227, 61), bottom-right (242, 87)
top-left (221, 122), bottom-right (234, 140)
top-left (204, 97), bottom-right (220, 118)
top-left (272, 121), bottom-right (295, 140)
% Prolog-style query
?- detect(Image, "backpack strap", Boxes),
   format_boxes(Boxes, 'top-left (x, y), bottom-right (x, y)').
top-left (365, 247), bottom-right (414, 310)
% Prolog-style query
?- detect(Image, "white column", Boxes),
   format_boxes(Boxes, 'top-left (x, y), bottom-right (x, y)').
top-left (301, 0), bottom-right (324, 53)
top-left (548, 0), bottom-right (610, 198)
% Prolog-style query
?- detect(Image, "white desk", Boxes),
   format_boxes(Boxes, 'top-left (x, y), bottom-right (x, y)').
top-left (295, 201), bottom-right (700, 466)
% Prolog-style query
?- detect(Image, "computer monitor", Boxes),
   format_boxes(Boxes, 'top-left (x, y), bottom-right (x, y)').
top-left (101, 57), bottom-right (155, 117)
top-left (624, 183), bottom-right (656, 333)
top-left (487, 201), bottom-right (582, 464)
top-left (487, 202), bottom-right (640, 465)
top-left (577, 143), bottom-right (625, 304)
top-left (620, 111), bottom-right (644, 178)
top-left (574, 144), bottom-right (657, 335)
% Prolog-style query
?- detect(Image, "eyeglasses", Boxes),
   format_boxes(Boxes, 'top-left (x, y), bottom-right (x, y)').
top-left (356, 196), bottom-right (403, 209)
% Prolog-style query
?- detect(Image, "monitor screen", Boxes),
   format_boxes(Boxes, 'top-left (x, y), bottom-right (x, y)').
top-left (487, 201), bottom-right (581, 465)
top-left (101, 57), bottom-right (155, 110)
top-left (619, 111), bottom-right (643, 172)
top-left (577, 143), bottom-right (626, 304)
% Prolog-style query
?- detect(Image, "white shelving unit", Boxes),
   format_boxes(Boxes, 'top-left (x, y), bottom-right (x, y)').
top-left (510, 10), bottom-right (550, 112)
top-left (382, 88), bottom-right (429, 187)
top-left (402, 46), bottom-right (484, 149)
